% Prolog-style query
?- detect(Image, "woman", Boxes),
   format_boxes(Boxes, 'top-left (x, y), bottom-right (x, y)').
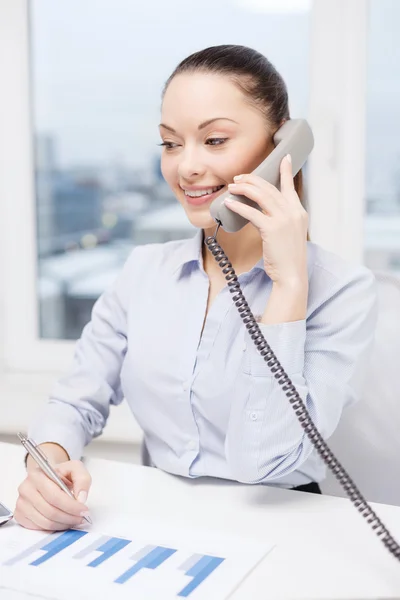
top-left (15, 45), bottom-right (377, 531)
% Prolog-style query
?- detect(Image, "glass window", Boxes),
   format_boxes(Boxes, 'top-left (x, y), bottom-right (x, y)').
top-left (30, 0), bottom-right (311, 339)
top-left (364, 0), bottom-right (400, 274)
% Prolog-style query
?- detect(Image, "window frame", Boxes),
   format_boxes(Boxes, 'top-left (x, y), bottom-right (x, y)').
top-left (0, 0), bottom-right (368, 434)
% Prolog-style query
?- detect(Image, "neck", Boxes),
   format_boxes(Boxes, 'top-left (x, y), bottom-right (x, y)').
top-left (202, 222), bottom-right (263, 276)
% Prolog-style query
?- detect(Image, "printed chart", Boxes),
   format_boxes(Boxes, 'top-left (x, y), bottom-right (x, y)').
top-left (0, 518), bottom-right (273, 600)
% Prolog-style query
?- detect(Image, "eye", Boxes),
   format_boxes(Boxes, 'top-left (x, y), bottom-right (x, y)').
top-left (158, 141), bottom-right (180, 150)
top-left (206, 138), bottom-right (228, 146)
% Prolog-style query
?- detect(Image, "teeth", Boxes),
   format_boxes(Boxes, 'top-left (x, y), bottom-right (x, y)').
top-left (184, 186), bottom-right (222, 198)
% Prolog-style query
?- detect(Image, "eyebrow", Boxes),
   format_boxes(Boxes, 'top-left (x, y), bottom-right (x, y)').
top-left (158, 117), bottom-right (239, 133)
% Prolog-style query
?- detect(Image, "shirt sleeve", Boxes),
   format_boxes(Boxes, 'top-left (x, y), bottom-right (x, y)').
top-left (28, 249), bottom-right (136, 461)
top-left (225, 264), bottom-right (378, 484)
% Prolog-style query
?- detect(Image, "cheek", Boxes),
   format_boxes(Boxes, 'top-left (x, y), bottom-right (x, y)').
top-left (217, 143), bottom-right (266, 180)
top-left (227, 139), bottom-right (271, 177)
top-left (223, 156), bottom-right (250, 180)
top-left (208, 154), bottom-right (239, 182)
top-left (160, 156), bottom-right (176, 185)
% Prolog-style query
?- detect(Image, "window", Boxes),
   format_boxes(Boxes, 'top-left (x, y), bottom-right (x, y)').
top-left (364, 0), bottom-right (400, 274)
top-left (30, 0), bottom-right (312, 340)
top-left (0, 0), bottom-right (367, 436)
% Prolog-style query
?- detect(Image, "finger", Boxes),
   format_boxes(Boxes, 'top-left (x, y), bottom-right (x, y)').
top-left (14, 498), bottom-right (40, 530)
top-left (31, 470), bottom-right (89, 516)
top-left (227, 182), bottom-right (279, 216)
top-left (57, 461), bottom-right (92, 504)
top-left (233, 174), bottom-right (283, 203)
top-left (233, 173), bottom-right (282, 198)
top-left (16, 497), bottom-right (76, 532)
top-left (14, 510), bottom-right (42, 531)
top-left (224, 197), bottom-right (268, 231)
top-left (23, 486), bottom-right (86, 527)
top-left (14, 498), bottom-right (49, 531)
top-left (280, 154), bottom-right (296, 197)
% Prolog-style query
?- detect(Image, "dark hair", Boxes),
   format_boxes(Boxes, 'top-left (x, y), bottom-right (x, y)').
top-left (163, 44), bottom-right (305, 208)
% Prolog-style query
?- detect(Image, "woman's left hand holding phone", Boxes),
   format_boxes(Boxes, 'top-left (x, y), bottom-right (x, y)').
top-left (224, 154), bottom-right (309, 287)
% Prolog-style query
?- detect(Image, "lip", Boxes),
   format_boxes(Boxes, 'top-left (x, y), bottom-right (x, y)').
top-left (182, 186), bottom-right (226, 207)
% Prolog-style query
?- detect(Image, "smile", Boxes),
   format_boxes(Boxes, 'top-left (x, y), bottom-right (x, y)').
top-left (184, 185), bottom-right (224, 198)
top-left (182, 185), bottom-right (226, 207)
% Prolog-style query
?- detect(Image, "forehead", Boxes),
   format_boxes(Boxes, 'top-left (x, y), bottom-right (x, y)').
top-left (161, 72), bottom-right (250, 123)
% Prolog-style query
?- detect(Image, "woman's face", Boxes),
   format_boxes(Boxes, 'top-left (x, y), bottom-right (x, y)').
top-left (159, 73), bottom-right (273, 230)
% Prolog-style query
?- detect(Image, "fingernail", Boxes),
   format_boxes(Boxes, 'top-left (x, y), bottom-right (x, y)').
top-left (228, 183), bottom-right (237, 189)
top-left (224, 197), bottom-right (235, 204)
top-left (77, 491), bottom-right (87, 504)
top-left (286, 153), bottom-right (292, 164)
top-left (81, 511), bottom-right (90, 519)
top-left (233, 175), bottom-right (243, 181)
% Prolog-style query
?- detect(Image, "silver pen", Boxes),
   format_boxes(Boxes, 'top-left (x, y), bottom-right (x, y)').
top-left (17, 432), bottom-right (92, 525)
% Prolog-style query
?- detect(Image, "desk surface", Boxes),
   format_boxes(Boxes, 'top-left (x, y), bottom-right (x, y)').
top-left (2, 441), bottom-right (400, 599)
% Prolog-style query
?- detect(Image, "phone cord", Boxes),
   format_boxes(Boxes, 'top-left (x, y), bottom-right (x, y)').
top-left (205, 225), bottom-right (400, 562)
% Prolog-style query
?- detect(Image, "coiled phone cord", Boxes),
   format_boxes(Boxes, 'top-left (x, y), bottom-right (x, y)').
top-left (205, 223), bottom-right (400, 562)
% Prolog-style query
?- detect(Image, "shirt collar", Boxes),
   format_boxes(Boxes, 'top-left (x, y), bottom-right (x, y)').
top-left (172, 229), bottom-right (266, 275)
top-left (172, 229), bottom-right (204, 275)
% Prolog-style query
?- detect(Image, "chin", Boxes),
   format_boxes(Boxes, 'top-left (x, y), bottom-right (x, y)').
top-left (182, 205), bottom-right (216, 231)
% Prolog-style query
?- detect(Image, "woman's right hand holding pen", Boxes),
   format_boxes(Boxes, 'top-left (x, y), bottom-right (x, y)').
top-left (14, 442), bottom-right (92, 531)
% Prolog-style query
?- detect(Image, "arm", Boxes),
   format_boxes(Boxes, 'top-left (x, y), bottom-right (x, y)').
top-left (28, 250), bottom-right (136, 461)
top-left (225, 265), bottom-right (378, 484)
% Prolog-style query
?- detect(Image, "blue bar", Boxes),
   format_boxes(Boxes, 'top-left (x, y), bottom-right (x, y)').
top-left (30, 530), bottom-right (88, 566)
top-left (178, 555), bottom-right (225, 597)
top-left (88, 537), bottom-right (131, 567)
top-left (114, 546), bottom-right (176, 584)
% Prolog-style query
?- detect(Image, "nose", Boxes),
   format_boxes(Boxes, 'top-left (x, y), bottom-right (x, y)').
top-left (177, 146), bottom-right (206, 180)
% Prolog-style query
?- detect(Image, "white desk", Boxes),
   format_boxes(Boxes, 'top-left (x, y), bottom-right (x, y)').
top-left (2, 441), bottom-right (400, 599)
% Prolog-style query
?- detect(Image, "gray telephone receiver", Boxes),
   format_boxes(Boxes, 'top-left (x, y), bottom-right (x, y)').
top-left (209, 119), bottom-right (314, 232)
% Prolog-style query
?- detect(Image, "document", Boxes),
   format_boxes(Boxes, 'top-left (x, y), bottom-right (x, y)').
top-left (0, 514), bottom-right (274, 599)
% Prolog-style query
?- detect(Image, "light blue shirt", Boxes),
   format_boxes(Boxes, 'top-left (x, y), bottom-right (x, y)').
top-left (29, 230), bottom-right (377, 488)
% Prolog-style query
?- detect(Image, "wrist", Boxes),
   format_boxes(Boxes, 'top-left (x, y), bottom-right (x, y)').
top-left (26, 442), bottom-right (70, 472)
top-left (261, 279), bottom-right (308, 325)
top-left (272, 274), bottom-right (308, 292)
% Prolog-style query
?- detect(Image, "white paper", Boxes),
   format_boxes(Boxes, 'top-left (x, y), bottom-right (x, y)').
top-left (0, 516), bottom-right (274, 600)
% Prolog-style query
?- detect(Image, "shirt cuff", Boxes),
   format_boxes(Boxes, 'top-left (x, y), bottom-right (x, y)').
top-left (28, 404), bottom-right (87, 461)
top-left (243, 319), bottom-right (306, 376)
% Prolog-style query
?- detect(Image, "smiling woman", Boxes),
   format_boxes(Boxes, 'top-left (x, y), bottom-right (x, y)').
top-left (158, 45), bottom-right (307, 275)
top-left (15, 41), bottom-right (378, 537)
top-left (159, 88), bottom-right (272, 227)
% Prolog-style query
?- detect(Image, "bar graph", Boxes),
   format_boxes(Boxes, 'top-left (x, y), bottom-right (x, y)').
top-left (0, 519), bottom-right (273, 600)
top-left (4, 529), bottom-right (88, 567)
top-left (3, 530), bottom-right (224, 596)
top-left (75, 535), bottom-right (131, 567)
top-left (114, 545), bottom-right (178, 584)
top-left (178, 554), bottom-right (225, 598)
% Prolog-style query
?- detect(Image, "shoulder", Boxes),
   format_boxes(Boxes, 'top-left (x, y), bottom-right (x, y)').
top-left (308, 241), bottom-right (376, 288)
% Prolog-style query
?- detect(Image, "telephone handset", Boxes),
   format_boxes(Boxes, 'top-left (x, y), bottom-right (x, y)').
top-left (205, 118), bottom-right (400, 561)
top-left (209, 119), bottom-right (314, 233)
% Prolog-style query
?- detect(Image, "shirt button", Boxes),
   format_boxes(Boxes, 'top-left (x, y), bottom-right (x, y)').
top-left (250, 412), bottom-right (258, 421)
top-left (187, 440), bottom-right (197, 451)
top-left (182, 380), bottom-right (190, 392)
